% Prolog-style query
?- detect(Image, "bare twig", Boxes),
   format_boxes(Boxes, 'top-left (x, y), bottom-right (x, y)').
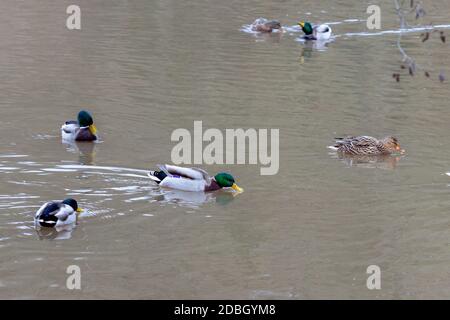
top-left (392, 0), bottom-right (439, 80)
top-left (394, 0), bottom-right (415, 71)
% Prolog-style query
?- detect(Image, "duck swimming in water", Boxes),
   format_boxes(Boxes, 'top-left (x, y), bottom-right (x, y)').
top-left (61, 110), bottom-right (98, 142)
top-left (251, 18), bottom-right (282, 33)
top-left (330, 136), bottom-right (405, 156)
top-left (148, 164), bottom-right (243, 193)
top-left (34, 198), bottom-right (83, 228)
top-left (298, 21), bottom-right (332, 40)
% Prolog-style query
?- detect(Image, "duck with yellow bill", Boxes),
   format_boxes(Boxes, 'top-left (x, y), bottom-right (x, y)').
top-left (34, 198), bottom-right (83, 228)
top-left (298, 21), bottom-right (332, 40)
top-left (148, 164), bottom-right (244, 193)
top-left (61, 110), bottom-right (98, 142)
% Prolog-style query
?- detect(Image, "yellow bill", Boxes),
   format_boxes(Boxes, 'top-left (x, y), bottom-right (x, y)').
top-left (298, 21), bottom-right (305, 28)
top-left (89, 124), bottom-right (97, 135)
top-left (76, 208), bottom-right (83, 213)
top-left (231, 183), bottom-right (244, 193)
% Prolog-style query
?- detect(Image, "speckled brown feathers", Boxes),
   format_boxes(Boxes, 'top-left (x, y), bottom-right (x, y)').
top-left (252, 20), bottom-right (281, 33)
top-left (333, 136), bottom-right (403, 156)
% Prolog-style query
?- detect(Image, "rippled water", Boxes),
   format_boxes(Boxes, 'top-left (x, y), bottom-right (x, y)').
top-left (1, 0), bottom-right (450, 299)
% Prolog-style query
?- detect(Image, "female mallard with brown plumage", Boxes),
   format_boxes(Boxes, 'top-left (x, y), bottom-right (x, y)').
top-left (329, 136), bottom-right (405, 156)
top-left (251, 18), bottom-right (282, 33)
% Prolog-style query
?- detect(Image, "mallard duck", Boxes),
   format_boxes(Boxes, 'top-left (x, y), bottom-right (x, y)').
top-left (61, 110), bottom-right (97, 142)
top-left (298, 21), bottom-right (332, 40)
top-left (251, 18), bottom-right (282, 33)
top-left (34, 198), bottom-right (83, 228)
top-left (330, 136), bottom-right (405, 156)
top-left (148, 164), bottom-right (244, 193)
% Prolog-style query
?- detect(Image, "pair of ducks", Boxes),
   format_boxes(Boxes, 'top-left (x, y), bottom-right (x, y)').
top-left (36, 111), bottom-right (404, 228)
top-left (35, 165), bottom-right (243, 229)
top-left (252, 19), bottom-right (332, 41)
top-left (59, 110), bottom-right (243, 192)
top-left (36, 111), bottom-right (96, 228)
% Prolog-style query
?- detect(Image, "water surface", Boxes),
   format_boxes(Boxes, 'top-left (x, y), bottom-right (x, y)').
top-left (1, 0), bottom-right (450, 299)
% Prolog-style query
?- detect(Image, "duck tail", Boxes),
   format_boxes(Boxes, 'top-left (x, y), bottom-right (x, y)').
top-left (147, 170), bottom-right (167, 184)
top-left (333, 136), bottom-right (350, 147)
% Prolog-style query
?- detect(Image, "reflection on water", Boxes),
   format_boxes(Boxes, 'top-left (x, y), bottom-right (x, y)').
top-left (62, 140), bottom-right (97, 165)
top-left (154, 189), bottom-right (238, 207)
top-left (1, 0), bottom-right (450, 299)
top-left (299, 39), bottom-right (334, 61)
top-left (330, 153), bottom-right (403, 170)
top-left (35, 223), bottom-right (77, 241)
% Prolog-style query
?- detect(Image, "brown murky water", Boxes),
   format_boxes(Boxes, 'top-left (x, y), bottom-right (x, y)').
top-left (1, 0), bottom-right (449, 299)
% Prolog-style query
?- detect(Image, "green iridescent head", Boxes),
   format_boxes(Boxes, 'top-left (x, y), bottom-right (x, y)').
top-left (62, 198), bottom-right (82, 212)
top-left (298, 21), bottom-right (313, 35)
top-left (77, 110), bottom-right (94, 127)
top-left (214, 173), bottom-right (244, 192)
top-left (77, 110), bottom-right (97, 135)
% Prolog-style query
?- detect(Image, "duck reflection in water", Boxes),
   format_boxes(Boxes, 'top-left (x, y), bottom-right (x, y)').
top-left (35, 223), bottom-right (76, 240)
top-left (299, 39), bottom-right (333, 63)
top-left (253, 30), bottom-right (283, 43)
top-left (332, 153), bottom-right (402, 170)
top-left (153, 189), bottom-right (239, 208)
top-left (62, 140), bottom-right (96, 165)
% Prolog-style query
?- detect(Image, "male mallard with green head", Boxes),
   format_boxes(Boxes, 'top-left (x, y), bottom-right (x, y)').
top-left (148, 165), bottom-right (244, 193)
top-left (61, 110), bottom-right (98, 142)
top-left (330, 136), bottom-right (405, 156)
top-left (298, 21), bottom-right (332, 40)
top-left (34, 198), bottom-right (83, 228)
